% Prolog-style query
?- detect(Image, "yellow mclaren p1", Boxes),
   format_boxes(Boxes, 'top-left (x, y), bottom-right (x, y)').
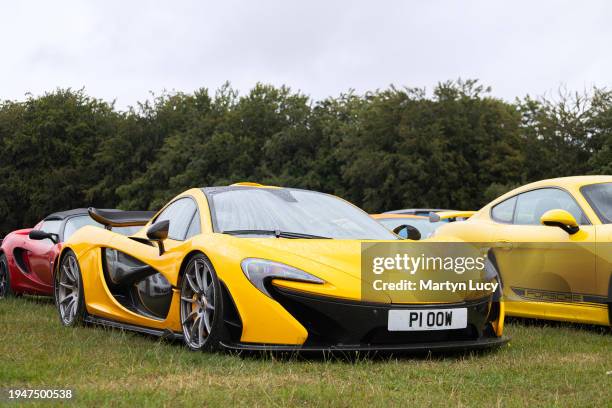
top-left (433, 176), bottom-right (612, 327)
top-left (54, 183), bottom-right (506, 352)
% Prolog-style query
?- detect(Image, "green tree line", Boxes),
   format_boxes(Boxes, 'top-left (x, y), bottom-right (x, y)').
top-left (0, 80), bottom-right (610, 236)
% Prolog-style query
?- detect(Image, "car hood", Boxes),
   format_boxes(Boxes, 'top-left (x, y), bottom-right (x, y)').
top-left (1, 228), bottom-right (33, 246)
top-left (253, 238), bottom-right (365, 277)
top-left (222, 237), bottom-right (493, 304)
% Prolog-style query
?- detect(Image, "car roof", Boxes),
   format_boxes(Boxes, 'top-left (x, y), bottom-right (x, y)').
top-left (515, 175), bottom-right (612, 190)
top-left (201, 182), bottom-right (282, 194)
top-left (44, 208), bottom-right (90, 221)
top-left (486, 175), bottom-right (612, 209)
top-left (43, 208), bottom-right (125, 221)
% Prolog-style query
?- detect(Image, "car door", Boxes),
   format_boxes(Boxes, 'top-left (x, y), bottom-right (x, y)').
top-left (580, 182), bottom-right (612, 313)
top-left (88, 198), bottom-right (202, 327)
top-left (490, 188), bottom-right (596, 307)
top-left (26, 219), bottom-right (62, 285)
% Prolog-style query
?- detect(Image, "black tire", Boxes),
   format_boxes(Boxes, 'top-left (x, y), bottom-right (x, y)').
top-left (179, 254), bottom-right (225, 351)
top-left (54, 250), bottom-right (86, 326)
top-left (0, 253), bottom-right (12, 299)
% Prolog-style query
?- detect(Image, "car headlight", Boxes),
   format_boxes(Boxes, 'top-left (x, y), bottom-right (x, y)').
top-left (240, 258), bottom-right (324, 298)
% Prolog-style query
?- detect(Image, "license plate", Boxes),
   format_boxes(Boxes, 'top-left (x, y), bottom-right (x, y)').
top-left (388, 308), bottom-right (467, 331)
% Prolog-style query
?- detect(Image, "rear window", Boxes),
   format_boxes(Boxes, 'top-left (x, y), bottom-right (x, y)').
top-left (491, 196), bottom-right (517, 223)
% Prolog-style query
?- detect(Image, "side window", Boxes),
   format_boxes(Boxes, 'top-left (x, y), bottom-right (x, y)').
top-left (514, 188), bottom-right (587, 225)
top-left (38, 220), bottom-right (62, 235)
top-left (155, 198), bottom-right (198, 241)
top-left (491, 196), bottom-right (517, 223)
top-left (185, 213), bottom-right (201, 240)
top-left (63, 216), bottom-right (103, 241)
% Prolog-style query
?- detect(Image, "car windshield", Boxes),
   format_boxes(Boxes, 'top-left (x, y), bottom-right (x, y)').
top-left (207, 187), bottom-right (398, 240)
top-left (64, 216), bottom-right (140, 241)
top-left (581, 182), bottom-right (612, 224)
top-left (377, 218), bottom-right (445, 239)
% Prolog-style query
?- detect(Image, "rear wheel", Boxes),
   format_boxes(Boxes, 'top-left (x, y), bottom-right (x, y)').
top-left (55, 250), bottom-right (86, 326)
top-left (180, 254), bottom-right (224, 351)
top-left (0, 253), bottom-right (12, 299)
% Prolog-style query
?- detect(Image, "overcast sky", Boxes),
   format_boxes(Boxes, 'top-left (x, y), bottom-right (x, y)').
top-left (1, 1), bottom-right (610, 109)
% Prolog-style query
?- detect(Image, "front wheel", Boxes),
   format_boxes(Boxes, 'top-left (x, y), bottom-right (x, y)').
top-left (180, 254), bottom-right (224, 351)
top-left (55, 250), bottom-right (86, 326)
top-left (0, 253), bottom-right (12, 299)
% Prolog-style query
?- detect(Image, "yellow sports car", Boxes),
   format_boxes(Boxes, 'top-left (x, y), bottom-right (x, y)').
top-left (433, 176), bottom-right (612, 326)
top-left (54, 183), bottom-right (505, 351)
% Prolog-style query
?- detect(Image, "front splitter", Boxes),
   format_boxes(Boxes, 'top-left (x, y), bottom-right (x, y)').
top-left (220, 336), bottom-right (509, 353)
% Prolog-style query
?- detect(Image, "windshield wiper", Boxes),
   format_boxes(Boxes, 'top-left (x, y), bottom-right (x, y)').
top-left (222, 229), bottom-right (331, 239)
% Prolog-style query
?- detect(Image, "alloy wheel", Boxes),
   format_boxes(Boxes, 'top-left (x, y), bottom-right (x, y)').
top-left (180, 257), bottom-right (216, 349)
top-left (56, 254), bottom-right (81, 325)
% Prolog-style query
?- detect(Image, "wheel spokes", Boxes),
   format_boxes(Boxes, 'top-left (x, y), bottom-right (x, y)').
top-left (190, 314), bottom-right (202, 342)
top-left (59, 282), bottom-right (74, 290)
top-left (203, 311), bottom-right (212, 333)
top-left (65, 297), bottom-right (75, 318)
top-left (71, 298), bottom-right (78, 318)
top-left (198, 313), bottom-right (206, 340)
top-left (200, 261), bottom-right (210, 290)
top-left (194, 261), bottom-right (204, 292)
top-left (186, 273), bottom-right (199, 294)
top-left (182, 309), bottom-right (197, 326)
top-left (69, 257), bottom-right (78, 281)
top-left (59, 293), bottom-right (73, 305)
top-left (63, 265), bottom-right (75, 282)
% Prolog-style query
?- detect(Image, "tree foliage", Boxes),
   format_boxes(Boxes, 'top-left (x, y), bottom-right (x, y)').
top-left (0, 81), bottom-right (610, 235)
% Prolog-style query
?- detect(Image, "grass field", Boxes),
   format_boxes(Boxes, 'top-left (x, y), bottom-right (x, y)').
top-left (0, 297), bottom-right (610, 407)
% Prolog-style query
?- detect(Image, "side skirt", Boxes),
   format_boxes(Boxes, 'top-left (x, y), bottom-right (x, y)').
top-left (83, 315), bottom-right (183, 341)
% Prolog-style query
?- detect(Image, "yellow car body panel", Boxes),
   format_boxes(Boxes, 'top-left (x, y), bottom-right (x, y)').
top-left (434, 176), bottom-right (612, 326)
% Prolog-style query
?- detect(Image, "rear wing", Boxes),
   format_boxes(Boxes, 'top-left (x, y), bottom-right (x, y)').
top-left (88, 208), bottom-right (156, 229)
top-left (429, 210), bottom-right (476, 223)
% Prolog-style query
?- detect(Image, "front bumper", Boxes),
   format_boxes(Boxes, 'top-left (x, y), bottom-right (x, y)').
top-left (238, 286), bottom-right (506, 352)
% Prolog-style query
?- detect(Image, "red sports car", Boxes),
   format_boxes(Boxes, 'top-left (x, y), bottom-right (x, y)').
top-left (0, 208), bottom-right (151, 298)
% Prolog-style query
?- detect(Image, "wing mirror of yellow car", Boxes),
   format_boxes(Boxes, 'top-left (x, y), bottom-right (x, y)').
top-left (147, 220), bottom-right (170, 255)
top-left (540, 209), bottom-right (579, 235)
top-left (392, 224), bottom-right (422, 240)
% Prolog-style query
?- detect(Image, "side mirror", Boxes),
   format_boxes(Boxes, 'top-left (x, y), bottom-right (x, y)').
top-left (540, 209), bottom-right (579, 234)
top-left (392, 224), bottom-right (422, 240)
top-left (147, 220), bottom-right (170, 255)
top-left (29, 230), bottom-right (58, 243)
